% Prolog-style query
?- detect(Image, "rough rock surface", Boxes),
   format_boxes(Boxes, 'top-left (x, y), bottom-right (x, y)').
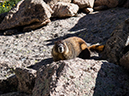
top-left (44, 0), bottom-right (71, 8)
top-left (94, 0), bottom-right (119, 8)
top-left (73, 0), bottom-right (94, 9)
top-left (14, 67), bottom-right (37, 94)
top-left (0, 0), bottom-right (53, 31)
top-left (32, 58), bottom-right (129, 96)
top-left (52, 2), bottom-right (79, 18)
top-left (100, 18), bottom-right (129, 64)
top-left (0, 92), bottom-right (30, 96)
top-left (0, 75), bottom-right (18, 94)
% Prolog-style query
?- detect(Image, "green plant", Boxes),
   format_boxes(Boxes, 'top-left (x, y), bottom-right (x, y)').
top-left (0, 0), bottom-right (21, 14)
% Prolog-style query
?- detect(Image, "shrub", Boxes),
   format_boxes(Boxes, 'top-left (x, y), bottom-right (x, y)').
top-left (0, 0), bottom-right (21, 14)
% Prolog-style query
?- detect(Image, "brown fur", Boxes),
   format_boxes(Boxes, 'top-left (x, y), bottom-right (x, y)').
top-left (51, 36), bottom-right (105, 61)
top-left (89, 45), bottom-right (105, 52)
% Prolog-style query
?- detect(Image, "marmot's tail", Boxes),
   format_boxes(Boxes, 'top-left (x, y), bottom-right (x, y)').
top-left (89, 45), bottom-right (105, 52)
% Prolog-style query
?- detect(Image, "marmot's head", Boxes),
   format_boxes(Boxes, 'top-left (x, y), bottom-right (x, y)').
top-left (54, 40), bottom-right (67, 53)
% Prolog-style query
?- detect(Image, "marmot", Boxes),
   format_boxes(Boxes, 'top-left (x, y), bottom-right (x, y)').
top-left (51, 36), bottom-right (105, 61)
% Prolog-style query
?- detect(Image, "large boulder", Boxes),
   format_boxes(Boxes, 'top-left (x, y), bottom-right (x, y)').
top-left (0, 0), bottom-right (53, 32)
top-left (44, 0), bottom-right (71, 8)
top-left (100, 18), bottom-right (129, 64)
top-left (72, 0), bottom-right (94, 9)
top-left (32, 58), bottom-right (129, 96)
top-left (52, 2), bottom-right (79, 18)
top-left (33, 58), bottom-right (98, 96)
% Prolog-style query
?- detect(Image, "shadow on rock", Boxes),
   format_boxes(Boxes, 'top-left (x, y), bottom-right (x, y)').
top-left (0, 75), bottom-right (18, 94)
top-left (93, 62), bottom-right (129, 96)
top-left (69, 8), bottom-right (129, 44)
top-left (46, 8), bottom-right (129, 47)
top-left (45, 31), bottom-right (81, 46)
top-left (28, 58), bottom-right (53, 70)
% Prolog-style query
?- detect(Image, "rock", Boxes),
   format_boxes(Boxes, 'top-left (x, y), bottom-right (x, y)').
top-left (100, 30), bottom-right (126, 64)
top-left (33, 58), bottom-right (98, 96)
top-left (94, 0), bottom-right (119, 8)
top-left (44, 0), bottom-right (71, 8)
top-left (120, 51), bottom-right (129, 69)
top-left (23, 19), bottom-right (51, 32)
top-left (0, 75), bottom-right (18, 94)
top-left (32, 58), bottom-right (129, 96)
top-left (82, 7), bottom-right (94, 14)
top-left (0, 0), bottom-right (53, 32)
top-left (52, 2), bottom-right (79, 18)
top-left (73, 0), bottom-right (94, 9)
top-left (100, 19), bottom-right (129, 64)
top-left (14, 67), bottom-right (37, 94)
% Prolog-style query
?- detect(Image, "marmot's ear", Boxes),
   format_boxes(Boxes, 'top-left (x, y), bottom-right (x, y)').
top-left (54, 40), bottom-right (62, 44)
top-left (54, 41), bottom-right (57, 44)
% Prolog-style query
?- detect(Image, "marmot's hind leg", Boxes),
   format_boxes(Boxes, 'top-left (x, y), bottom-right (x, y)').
top-left (78, 48), bottom-right (90, 59)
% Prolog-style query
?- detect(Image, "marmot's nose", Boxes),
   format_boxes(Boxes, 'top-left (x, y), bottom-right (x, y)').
top-left (58, 47), bottom-right (64, 53)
